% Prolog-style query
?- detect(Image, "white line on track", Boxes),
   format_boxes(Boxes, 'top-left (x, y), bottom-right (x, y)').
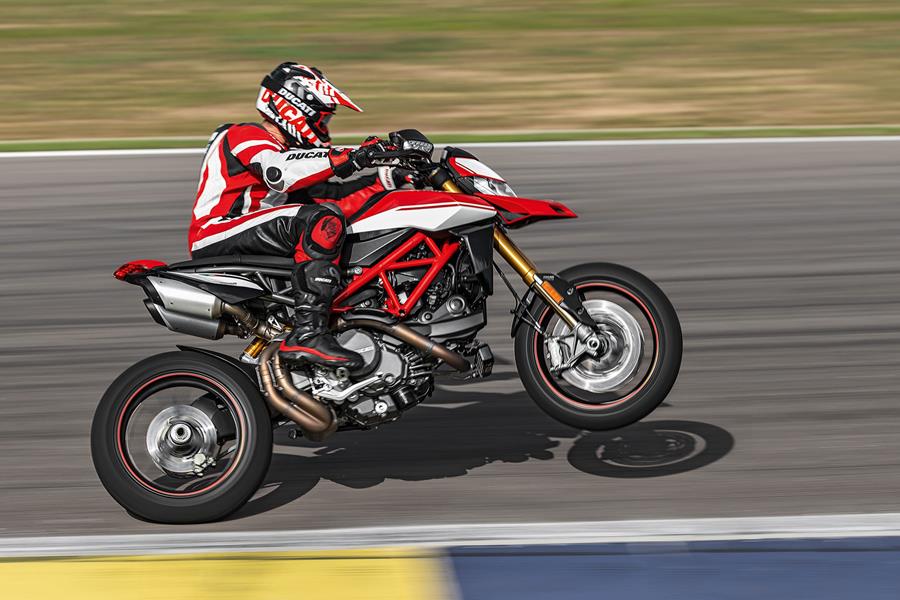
top-left (2, 513), bottom-right (900, 557)
top-left (2, 136), bottom-right (900, 159)
top-left (465, 135), bottom-right (900, 148)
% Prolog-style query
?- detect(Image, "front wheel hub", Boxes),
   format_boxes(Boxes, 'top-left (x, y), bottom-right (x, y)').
top-left (549, 299), bottom-right (644, 392)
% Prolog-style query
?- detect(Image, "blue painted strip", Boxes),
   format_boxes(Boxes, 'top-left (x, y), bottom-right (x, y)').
top-left (448, 537), bottom-right (900, 600)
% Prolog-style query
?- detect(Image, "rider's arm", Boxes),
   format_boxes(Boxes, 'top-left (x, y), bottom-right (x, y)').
top-left (307, 174), bottom-right (380, 199)
top-left (303, 168), bottom-right (410, 200)
top-left (225, 125), bottom-right (362, 193)
top-left (300, 167), bottom-right (417, 216)
top-left (236, 143), bottom-right (333, 193)
top-left (283, 174), bottom-right (386, 219)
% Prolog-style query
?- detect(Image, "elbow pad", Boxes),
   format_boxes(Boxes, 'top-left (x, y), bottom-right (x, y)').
top-left (252, 147), bottom-right (332, 192)
top-left (263, 165), bottom-right (287, 191)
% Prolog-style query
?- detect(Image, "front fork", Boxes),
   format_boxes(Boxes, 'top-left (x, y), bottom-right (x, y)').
top-left (437, 179), bottom-right (602, 354)
top-left (492, 227), bottom-right (602, 354)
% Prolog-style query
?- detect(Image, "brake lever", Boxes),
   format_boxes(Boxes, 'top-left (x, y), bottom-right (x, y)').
top-left (369, 151), bottom-right (435, 171)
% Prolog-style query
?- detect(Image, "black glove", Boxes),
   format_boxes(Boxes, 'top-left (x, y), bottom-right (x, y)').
top-left (329, 136), bottom-right (391, 178)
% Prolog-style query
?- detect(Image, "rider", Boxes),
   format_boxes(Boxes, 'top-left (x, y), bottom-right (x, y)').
top-left (189, 62), bottom-right (410, 370)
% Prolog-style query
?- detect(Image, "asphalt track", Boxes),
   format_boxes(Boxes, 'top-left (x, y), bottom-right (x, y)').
top-left (0, 139), bottom-right (898, 538)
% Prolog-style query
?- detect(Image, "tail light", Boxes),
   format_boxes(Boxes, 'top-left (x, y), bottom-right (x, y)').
top-left (114, 259), bottom-right (167, 281)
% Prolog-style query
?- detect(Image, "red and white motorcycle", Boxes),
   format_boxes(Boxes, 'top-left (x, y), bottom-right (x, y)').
top-left (91, 130), bottom-right (682, 523)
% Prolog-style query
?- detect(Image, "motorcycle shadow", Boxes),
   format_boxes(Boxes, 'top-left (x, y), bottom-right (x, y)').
top-left (230, 390), bottom-right (733, 520)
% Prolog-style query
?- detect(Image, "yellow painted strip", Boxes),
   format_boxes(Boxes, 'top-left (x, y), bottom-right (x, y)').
top-left (0, 547), bottom-right (452, 600)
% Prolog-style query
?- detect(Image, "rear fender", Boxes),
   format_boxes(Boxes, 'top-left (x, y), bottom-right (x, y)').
top-left (175, 345), bottom-right (261, 390)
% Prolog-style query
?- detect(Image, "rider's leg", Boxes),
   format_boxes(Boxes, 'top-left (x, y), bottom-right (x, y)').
top-left (189, 203), bottom-right (363, 369)
top-left (190, 204), bottom-right (308, 258)
top-left (278, 205), bottom-right (363, 369)
top-left (279, 259), bottom-right (362, 369)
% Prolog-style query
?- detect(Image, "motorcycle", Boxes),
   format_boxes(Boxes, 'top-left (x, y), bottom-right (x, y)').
top-left (91, 129), bottom-right (682, 523)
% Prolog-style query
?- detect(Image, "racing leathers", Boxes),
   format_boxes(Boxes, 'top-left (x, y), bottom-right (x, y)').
top-left (189, 123), bottom-right (393, 369)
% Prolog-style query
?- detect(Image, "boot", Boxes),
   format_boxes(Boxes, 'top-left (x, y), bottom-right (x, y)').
top-left (279, 260), bottom-right (364, 370)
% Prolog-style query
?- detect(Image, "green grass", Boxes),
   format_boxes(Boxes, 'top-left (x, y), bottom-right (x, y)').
top-left (2, 1), bottom-right (900, 141)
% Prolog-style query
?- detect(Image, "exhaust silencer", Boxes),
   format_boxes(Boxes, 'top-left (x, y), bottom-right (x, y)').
top-left (146, 276), bottom-right (223, 319)
top-left (141, 276), bottom-right (228, 339)
top-left (143, 299), bottom-right (226, 340)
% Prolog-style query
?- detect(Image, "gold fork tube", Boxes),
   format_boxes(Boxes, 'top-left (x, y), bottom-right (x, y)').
top-left (493, 227), bottom-right (537, 282)
top-left (493, 227), bottom-right (579, 329)
top-left (441, 180), bottom-right (463, 193)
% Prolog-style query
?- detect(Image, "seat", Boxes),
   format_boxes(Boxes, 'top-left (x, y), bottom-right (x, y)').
top-left (167, 254), bottom-right (296, 270)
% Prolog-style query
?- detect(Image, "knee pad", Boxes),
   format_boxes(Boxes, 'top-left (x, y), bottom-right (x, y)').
top-left (294, 204), bottom-right (346, 262)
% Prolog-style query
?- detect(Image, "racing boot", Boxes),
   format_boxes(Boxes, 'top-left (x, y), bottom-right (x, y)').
top-left (279, 260), bottom-right (364, 370)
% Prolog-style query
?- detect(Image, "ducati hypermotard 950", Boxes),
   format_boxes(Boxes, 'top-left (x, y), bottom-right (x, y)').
top-left (91, 130), bottom-right (682, 523)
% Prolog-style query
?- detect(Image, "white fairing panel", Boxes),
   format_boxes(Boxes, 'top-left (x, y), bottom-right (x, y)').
top-left (453, 157), bottom-right (505, 181)
top-left (348, 201), bottom-right (496, 234)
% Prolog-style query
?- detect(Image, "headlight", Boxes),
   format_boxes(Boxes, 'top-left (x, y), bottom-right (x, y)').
top-left (470, 177), bottom-right (517, 197)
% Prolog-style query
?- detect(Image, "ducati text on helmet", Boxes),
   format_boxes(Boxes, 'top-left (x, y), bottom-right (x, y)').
top-left (256, 62), bottom-right (362, 148)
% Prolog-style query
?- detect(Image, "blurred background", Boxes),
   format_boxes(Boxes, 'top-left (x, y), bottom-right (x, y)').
top-left (2, 2), bottom-right (900, 598)
top-left (3, 0), bottom-right (900, 143)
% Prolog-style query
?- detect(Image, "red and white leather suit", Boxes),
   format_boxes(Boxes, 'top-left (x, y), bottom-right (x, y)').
top-left (189, 122), bottom-right (387, 264)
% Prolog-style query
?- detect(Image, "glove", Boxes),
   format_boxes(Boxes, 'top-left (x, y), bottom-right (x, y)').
top-left (329, 136), bottom-right (391, 179)
top-left (378, 166), bottom-right (424, 190)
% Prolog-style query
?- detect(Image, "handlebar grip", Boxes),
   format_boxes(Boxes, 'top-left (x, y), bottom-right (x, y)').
top-left (367, 148), bottom-right (435, 171)
top-left (368, 149), bottom-right (414, 159)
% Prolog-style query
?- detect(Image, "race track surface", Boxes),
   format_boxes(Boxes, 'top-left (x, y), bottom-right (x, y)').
top-left (1, 140), bottom-right (898, 536)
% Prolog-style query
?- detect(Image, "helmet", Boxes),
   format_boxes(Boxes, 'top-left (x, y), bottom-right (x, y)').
top-left (256, 62), bottom-right (362, 148)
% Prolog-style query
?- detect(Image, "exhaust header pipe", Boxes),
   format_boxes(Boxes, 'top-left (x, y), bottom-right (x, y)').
top-left (257, 344), bottom-right (336, 441)
top-left (255, 311), bottom-right (468, 441)
top-left (336, 317), bottom-right (470, 372)
top-left (222, 303), bottom-right (283, 340)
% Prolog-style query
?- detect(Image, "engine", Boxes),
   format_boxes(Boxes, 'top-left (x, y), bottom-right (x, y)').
top-left (299, 234), bottom-right (492, 429)
top-left (290, 329), bottom-right (434, 429)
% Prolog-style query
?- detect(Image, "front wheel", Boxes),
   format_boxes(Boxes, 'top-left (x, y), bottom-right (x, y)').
top-left (91, 351), bottom-right (273, 523)
top-left (515, 263), bottom-right (682, 430)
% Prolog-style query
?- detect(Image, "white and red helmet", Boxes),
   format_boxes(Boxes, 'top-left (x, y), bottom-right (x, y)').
top-left (257, 62), bottom-right (362, 148)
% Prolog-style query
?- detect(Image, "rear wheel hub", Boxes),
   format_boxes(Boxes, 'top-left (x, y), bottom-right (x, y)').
top-left (146, 405), bottom-right (219, 476)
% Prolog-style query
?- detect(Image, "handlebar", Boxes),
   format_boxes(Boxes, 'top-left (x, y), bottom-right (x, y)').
top-left (367, 148), bottom-right (436, 171)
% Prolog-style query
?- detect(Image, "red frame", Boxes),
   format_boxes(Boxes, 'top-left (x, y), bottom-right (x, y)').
top-left (333, 232), bottom-right (459, 317)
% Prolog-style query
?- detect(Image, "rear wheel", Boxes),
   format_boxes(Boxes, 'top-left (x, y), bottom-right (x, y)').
top-left (515, 263), bottom-right (682, 430)
top-left (91, 351), bottom-right (272, 523)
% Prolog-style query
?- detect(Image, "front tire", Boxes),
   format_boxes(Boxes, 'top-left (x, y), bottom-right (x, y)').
top-left (515, 263), bottom-right (682, 430)
top-left (91, 351), bottom-right (272, 523)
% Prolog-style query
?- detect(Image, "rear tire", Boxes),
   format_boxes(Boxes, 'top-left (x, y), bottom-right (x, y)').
top-left (91, 351), bottom-right (272, 523)
top-left (515, 263), bottom-right (682, 430)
